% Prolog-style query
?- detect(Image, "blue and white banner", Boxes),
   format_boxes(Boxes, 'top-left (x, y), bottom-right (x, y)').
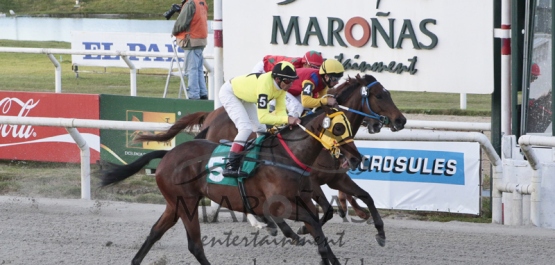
top-left (323, 141), bottom-right (481, 214)
top-left (70, 31), bottom-right (214, 69)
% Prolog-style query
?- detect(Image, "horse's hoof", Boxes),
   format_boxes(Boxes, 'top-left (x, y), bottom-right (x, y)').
top-left (291, 237), bottom-right (305, 246)
top-left (297, 225), bottom-right (309, 235)
top-left (375, 234), bottom-right (386, 247)
top-left (266, 227), bottom-right (278, 237)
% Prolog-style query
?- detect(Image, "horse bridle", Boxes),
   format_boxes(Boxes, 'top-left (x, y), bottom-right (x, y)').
top-left (337, 80), bottom-right (390, 126)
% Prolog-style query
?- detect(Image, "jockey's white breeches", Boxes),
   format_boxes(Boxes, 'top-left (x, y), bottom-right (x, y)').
top-left (219, 81), bottom-right (267, 145)
top-left (285, 92), bottom-right (303, 118)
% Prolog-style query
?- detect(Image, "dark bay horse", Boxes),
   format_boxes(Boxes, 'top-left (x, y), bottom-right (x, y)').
top-left (137, 74), bottom-right (406, 246)
top-left (97, 107), bottom-right (362, 265)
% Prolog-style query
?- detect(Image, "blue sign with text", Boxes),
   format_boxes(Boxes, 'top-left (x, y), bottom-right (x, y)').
top-left (348, 147), bottom-right (465, 185)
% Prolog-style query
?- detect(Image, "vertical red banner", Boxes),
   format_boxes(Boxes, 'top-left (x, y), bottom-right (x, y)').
top-left (0, 92), bottom-right (100, 163)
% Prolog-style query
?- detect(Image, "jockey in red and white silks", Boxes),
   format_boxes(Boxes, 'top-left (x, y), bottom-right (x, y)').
top-left (251, 51), bottom-right (324, 118)
top-left (219, 61), bottom-right (301, 177)
top-left (264, 59), bottom-right (345, 118)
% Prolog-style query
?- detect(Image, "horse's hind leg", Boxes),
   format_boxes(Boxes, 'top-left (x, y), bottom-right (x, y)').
top-left (337, 191), bottom-right (348, 218)
top-left (132, 206), bottom-right (178, 265)
top-left (345, 194), bottom-right (371, 220)
top-left (178, 200), bottom-right (211, 265)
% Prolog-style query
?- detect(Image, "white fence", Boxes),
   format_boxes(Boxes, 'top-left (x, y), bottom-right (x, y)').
top-left (0, 47), bottom-right (215, 98)
top-left (0, 115), bottom-right (491, 200)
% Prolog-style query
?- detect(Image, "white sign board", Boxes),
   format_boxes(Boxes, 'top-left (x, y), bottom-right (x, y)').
top-left (71, 31), bottom-right (214, 69)
top-left (223, 0), bottom-right (494, 94)
top-left (322, 141), bottom-right (481, 214)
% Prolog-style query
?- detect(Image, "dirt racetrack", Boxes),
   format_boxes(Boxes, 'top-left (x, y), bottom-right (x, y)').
top-left (1, 196), bottom-right (555, 265)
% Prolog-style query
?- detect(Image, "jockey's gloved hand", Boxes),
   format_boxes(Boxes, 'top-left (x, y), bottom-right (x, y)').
top-left (326, 97), bottom-right (338, 107)
top-left (287, 116), bottom-right (301, 129)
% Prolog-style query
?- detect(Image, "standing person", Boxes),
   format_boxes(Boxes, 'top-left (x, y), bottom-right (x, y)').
top-left (172, 0), bottom-right (209, 100)
top-left (219, 61), bottom-right (301, 177)
top-left (251, 50), bottom-right (324, 74)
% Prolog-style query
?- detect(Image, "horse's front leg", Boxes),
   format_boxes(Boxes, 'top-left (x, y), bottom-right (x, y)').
top-left (297, 184), bottom-right (333, 235)
top-left (328, 176), bottom-right (385, 247)
top-left (292, 197), bottom-right (341, 265)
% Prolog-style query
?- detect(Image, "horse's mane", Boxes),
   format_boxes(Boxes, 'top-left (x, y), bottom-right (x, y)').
top-left (334, 74), bottom-right (377, 105)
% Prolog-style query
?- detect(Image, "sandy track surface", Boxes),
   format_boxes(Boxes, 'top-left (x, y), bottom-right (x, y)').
top-left (1, 196), bottom-right (555, 265)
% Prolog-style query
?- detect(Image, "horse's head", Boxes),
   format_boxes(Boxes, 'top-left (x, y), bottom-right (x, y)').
top-left (336, 74), bottom-right (406, 132)
top-left (362, 117), bottom-right (383, 134)
top-left (302, 105), bottom-right (362, 170)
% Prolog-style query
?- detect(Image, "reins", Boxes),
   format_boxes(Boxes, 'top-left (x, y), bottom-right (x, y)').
top-left (337, 80), bottom-right (390, 126)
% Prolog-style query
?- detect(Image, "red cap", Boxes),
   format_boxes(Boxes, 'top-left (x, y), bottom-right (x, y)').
top-left (531, 63), bottom-right (541, 76)
top-left (303, 50), bottom-right (324, 68)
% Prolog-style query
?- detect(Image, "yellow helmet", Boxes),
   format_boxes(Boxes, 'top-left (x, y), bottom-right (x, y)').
top-left (319, 59), bottom-right (345, 77)
top-left (271, 61), bottom-right (299, 79)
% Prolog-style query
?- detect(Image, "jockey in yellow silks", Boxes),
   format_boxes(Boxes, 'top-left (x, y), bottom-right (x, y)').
top-left (219, 61), bottom-right (302, 177)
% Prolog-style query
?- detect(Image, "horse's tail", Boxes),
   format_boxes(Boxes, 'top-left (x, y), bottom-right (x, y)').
top-left (97, 150), bottom-right (168, 187)
top-left (135, 111), bottom-right (210, 142)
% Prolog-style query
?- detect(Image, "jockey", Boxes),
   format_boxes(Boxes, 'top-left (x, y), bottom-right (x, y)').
top-left (285, 59), bottom-right (345, 117)
top-left (251, 50), bottom-right (324, 74)
top-left (219, 61), bottom-right (302, 177)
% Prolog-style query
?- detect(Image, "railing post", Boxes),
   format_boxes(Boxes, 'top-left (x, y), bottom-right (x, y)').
top-left (121, 55), bottom-right (137, 96)
top-left (47, 53), bottom-right (62, 93)
top-left (66, 127), bottom-right (91, 200)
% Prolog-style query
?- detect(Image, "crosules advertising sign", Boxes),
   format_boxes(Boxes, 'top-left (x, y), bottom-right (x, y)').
top-left (321, 140), bottom-right (481, 214)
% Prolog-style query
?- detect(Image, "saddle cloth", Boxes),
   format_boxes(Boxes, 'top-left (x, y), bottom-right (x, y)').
top-left (205, 136), bottom-right (264, 186)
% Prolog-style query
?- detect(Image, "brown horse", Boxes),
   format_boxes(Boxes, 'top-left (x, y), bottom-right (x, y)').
top-left (137, 74), bottom-right (406, 246)
top-left (97, 106), bottom-right (362, 265)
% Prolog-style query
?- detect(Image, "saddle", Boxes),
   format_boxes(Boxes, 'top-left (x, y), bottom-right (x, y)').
top-left (205, 136), bottom-right (265, 186)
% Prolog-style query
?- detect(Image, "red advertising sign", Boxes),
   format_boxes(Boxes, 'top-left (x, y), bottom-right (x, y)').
top-left (0, 92), bottom-right (100, 163)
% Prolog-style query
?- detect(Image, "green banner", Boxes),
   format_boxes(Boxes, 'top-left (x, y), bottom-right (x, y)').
top-left (100, 94), bottom-right (213, 168)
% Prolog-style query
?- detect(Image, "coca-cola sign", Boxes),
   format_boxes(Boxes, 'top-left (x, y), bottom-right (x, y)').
top-left (0, 92), bottom-right (100, 163)
top-left (0, 97), bottom-right (38, 139)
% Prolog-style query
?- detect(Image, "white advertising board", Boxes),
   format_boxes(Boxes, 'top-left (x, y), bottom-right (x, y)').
top-left (71, 31), bottom-right (214, 69)
top-left (322, 141), bottom-right (481, 214)
top-left (223, 0), bottom-right (494, 94)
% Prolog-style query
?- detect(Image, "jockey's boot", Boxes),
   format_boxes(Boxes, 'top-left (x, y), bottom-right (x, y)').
top-left (223, 143), bottom-right (244, 177)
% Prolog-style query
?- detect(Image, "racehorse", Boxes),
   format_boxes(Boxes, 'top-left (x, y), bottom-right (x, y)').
top-left (527, 90), bottom-right (553, 133)
top-left (137, 74), bottom-right (406, 246)
top-left (97, 106), bottom-right (362, 265)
